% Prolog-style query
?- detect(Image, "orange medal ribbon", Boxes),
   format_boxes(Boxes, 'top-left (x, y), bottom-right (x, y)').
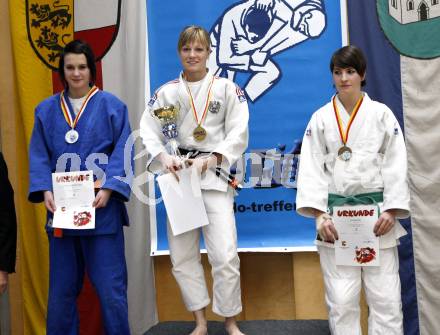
top-left (332, 94), bottom-right (364, 147)
top-left (60, 85), bottom-right (99, 129)
top-left (184, 75), bottom-right (215, 141)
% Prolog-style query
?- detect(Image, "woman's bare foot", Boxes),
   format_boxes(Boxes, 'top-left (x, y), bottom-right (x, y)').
top-left (190, 308), bottom-right (208, 335)
top-left (225, 316), bottom-right (245, 335)
top-left (189, 324), bottom-right (208, 335)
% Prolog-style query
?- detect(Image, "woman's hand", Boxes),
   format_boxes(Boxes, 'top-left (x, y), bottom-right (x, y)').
top-left (157, 152), bottom-right (183, 181)
top-left (374, 210), bottom-right (396, 236)
top-left (44, 190), bottom-right (56, 213)
top-left (93, 189), bottom-right (112, 209)
top-left (187, 153), bottom-right (222, 174)
top-left (316, 212), bottom-right (338, 243)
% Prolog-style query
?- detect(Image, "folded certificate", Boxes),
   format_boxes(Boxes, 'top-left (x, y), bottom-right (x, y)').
top-left (52, 171), bottom-right (95, 229)
top-left (333, 205), bottom-right (380, 266)
top-left (157, 167), bottom-right (209, 236)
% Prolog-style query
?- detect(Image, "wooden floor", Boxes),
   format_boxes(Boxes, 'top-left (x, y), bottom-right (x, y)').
top-left (154, 252), bottom-right (368, 333)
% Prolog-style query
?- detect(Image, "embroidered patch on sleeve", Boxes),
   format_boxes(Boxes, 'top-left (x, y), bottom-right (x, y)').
top-left (148, 92), bottom-right (158, 107)
top-left (236, 85), bottom-right (247, 103)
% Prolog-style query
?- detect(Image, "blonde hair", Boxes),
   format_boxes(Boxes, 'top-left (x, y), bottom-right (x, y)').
top-left (177, 25), bottom-right (210, 52)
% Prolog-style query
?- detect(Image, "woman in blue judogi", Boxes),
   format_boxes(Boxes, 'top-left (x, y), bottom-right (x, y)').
top-left (28, 40), bottom-right (133, 335)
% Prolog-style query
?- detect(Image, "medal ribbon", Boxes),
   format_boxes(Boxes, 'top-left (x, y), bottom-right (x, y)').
top-left (184, 76), bottom-right (215, 127)
top-left (60, 85), bottom-right (99, 129)
top-left (332, 95), bottom-right (364, 145)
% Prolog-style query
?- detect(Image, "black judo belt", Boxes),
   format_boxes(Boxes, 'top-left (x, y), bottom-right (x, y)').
top-left (178, 147), bottom-right (242, 191)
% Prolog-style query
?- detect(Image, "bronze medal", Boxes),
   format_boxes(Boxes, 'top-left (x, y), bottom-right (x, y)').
top-left (338, 145), bottom-right (352, 161)
top-left (193, 125), bottom-right (207, 142)
top-left (332, 95), bottom-right (364, 162)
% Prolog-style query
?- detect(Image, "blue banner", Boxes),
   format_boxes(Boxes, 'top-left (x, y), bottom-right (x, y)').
top-left (147, 0), bottom-right (346, 254)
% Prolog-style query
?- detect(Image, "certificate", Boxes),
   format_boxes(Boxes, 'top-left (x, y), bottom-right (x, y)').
top-left (157, 167), bottom-right (209, 236)
top-left (333, 205), bottom-right (380, 266)
top-left (52, 171), bottom-right (95, 229)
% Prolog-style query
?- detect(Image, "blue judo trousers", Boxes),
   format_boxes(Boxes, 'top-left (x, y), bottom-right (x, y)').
top-left (47, 225), bottom-right (129, 335)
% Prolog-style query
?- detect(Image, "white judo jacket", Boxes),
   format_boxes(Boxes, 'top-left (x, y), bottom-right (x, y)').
top-left (140, 70), bottom-right (249, 192)
top-left (296, 93), bottom-right (410, 248)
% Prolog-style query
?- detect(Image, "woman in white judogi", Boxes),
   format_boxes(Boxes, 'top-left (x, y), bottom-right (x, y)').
top-left (140, 26), bottom-right (248, 335)
top-left (296, 46), bottom-right (410, 335)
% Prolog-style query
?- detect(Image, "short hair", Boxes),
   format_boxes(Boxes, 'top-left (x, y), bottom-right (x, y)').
top-left (243, 7), bottom-right (271, 40)
top-left (58, 40), bottom-right (96, 88)
top-left (330, 45), bottom-right (367, 86)
top-left (177, 25), bottom-right (210, 52)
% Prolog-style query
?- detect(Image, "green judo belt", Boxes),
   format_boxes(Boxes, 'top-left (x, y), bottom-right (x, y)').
top-left (327, 191), bottom-right (383, 214)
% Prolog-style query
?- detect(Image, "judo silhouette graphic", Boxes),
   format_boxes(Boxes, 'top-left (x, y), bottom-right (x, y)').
top-left (208, 0), bottom-right (326, 102)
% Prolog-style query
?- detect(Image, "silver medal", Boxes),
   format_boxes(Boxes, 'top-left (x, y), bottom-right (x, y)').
top-left (65, 129), bottom-right (79, 144)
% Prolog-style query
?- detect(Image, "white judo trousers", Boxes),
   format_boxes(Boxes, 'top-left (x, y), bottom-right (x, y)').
top-left (296, 93), bottom-right (410, 334)
top-left (166, 189), bottom-right (242, 317)
top-left (318, 246), bottom-right (403, 335)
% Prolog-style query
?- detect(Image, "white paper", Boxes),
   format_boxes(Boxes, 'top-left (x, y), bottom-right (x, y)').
top-left (157, 167), bottom-right (209, 236)
top-left (333, 205), bottom-right (380, 266)
top-left (52, 171), bottom-right (95, 229)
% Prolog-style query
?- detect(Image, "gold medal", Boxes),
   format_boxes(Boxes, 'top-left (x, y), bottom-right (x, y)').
top-left (338, 145), bottom-right (352, 161)
top-left (183, 74), bottom-right (215, 143)
top-left (193, 125), bottom-right (207, 142)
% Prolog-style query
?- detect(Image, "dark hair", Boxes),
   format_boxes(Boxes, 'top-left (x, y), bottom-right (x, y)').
top-left (243, 7), bottom-right (271, 41)
top-left (330, 45), bottom-right (367, 86)
top-left (58, 40), bottom-right (96, 88)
